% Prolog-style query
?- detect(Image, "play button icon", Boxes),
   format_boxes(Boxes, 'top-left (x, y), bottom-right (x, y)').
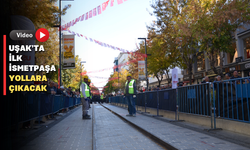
top-left (35, 28), bottom-right (49, 42)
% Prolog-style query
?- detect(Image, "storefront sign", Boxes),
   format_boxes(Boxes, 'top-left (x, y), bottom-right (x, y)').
top-left (241, 62), bottom-right (250, 70)
top-left (194, 73), bottom-right (203, 78)
top-left (183, 75), bottom-right (192, 81)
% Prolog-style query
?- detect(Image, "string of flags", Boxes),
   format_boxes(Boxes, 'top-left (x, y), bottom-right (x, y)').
top-left (64, 29), bottom-right (148, 59)
top-left (62, 0), bottom-right (128, 29)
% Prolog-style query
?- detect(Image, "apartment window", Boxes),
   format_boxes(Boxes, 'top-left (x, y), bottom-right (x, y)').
top-left (197, 53), bottom-right (205, 71)
top-left (244, 37), bottom-right (250, 59)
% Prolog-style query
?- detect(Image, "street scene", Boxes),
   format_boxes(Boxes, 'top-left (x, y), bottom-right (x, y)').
top-left (2, 0), bottom-right (250, 150)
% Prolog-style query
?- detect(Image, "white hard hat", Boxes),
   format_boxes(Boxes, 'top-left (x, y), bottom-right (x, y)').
top-left (60, 86), bottom-right (64, 89)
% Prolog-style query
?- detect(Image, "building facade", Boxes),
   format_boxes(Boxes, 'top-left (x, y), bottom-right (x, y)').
top-left (182, 24), bottom-right (250, 84)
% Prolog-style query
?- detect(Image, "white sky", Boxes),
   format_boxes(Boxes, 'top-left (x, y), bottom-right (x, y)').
top-left (61, 0), bottom-right (156, 90)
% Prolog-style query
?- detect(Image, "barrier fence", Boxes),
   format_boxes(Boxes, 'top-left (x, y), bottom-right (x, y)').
top-left (110, 78), bottom-right (250, 129)
top-left (213, 77), bottom-right (250, 123)
top-left (11, 92), bottom-right (82, 126)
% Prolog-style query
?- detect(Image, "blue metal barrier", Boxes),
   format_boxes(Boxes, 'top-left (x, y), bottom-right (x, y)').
top-left (178, 83), bottom-right (211, 116)
top-left (213, 77), bottom-right (250, 122)
top-left (12, 92), bottom-right (82, 126)
top-left (158, 89), bottom-right (176, 111)
top-left (145, 91), bottom-right (157, 108)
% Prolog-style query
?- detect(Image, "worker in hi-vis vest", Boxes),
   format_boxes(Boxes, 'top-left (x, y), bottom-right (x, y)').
top-left (80, 75), bottom-right (91, 119)
top-left (87, 79), bottom-right (92, 108)
top-left (100, 93), bottom-right (104, 103)
top-left (124, 73), bottom-right (137, 117)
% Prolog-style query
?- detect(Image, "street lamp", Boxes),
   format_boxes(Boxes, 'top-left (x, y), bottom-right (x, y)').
top-left (53, 0), bottom-right (74, 87)
top-left (138, 37), bottom-right (150, 90)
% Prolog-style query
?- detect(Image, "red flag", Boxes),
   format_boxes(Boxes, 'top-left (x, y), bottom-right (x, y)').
top-left (85, 12), bottom-right (88, 20)
top-left (80, 14), bottom-right (85, 21)
top-left (110, 0), bottom-right (114, 6)
top-left (89, 10), bottom-right (92, 18)
top-left (117, 0), bottom-right (123, 4)
top-left (97, 5), bottom-right (101, 14)
top-left (102, 2), bottom-right (107, 11)
top-left (93, 8), bottom-right (96, 16)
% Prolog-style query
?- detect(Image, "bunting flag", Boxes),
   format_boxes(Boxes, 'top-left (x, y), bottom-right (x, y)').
top-left (64, 29), bottom-right (147, 58)
top-left (85, 12), bottom-right (89, 20)
top-left (102, 2), bottom-right (107, 11)
top-left (80, 14), bottom-right (85, 21)
top-left (93, 8), bottom-right (97, 16)
top-left (62, 0), bottom-right (129, 29)
top-left (117, 0), bottom-right (123, 4)
top-left (89, 10), bottom-right (92, 18)
top-left (97, 5), bottom-right (102, 15)
top-left (110, 0), bottom-right (114, 6)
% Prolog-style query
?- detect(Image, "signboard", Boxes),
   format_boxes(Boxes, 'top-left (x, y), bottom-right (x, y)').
top-left (172, 67), bottom-right (178, 89)
top-left (138, 61), bottom-right (146, 80)
top-left (63, 35), bottom-right (75, 69)
top-left (241, 62), bottom-right (250, 70)
top-left (194, 73), bottom-right (203, 78)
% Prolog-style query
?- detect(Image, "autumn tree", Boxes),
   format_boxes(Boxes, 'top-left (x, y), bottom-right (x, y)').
top-left (9, 0), bottom-right (71, 78)
top-left (176, 0), bottom-right (250, 76)
top-left (150, 0), bottom-right (196, 84)
top-left (60, 55), bottom-right (85, 90)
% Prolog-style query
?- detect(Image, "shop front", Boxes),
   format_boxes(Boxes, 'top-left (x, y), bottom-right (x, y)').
top-left (183, 75), bottom-right (194, 85)
top-left (224, 64), bottom-right (241, 77)
top-left (193, 72), bottom-right (204, 84)
top-left (240, 61), bottom-right (250, 77)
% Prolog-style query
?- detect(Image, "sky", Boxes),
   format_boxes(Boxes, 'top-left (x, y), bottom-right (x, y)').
top-left (60, 0), bottom-right (156, 90)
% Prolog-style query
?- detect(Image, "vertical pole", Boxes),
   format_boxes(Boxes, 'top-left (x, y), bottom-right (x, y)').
top-left (157, 90), bottom-right (159, 116)
top-left (144, 39), bottom-right (148, 91)
top-left (59, 0), bottom-right (62, 86)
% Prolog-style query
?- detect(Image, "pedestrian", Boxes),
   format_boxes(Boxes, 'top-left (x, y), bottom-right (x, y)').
top-left (225, 73), bottom-right (231, 80)
top-left (80, 75), bottom-right (91, 119)
top-left (124, 73), bottom-right (137, 117)
top-left (230, 70), bottom-right (242, 84)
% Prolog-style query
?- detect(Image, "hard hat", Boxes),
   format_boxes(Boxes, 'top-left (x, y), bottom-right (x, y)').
top-left (60, 86), bottom-right (64, 89)
top-left (88, 79), bottom-right (91, 83)
top-left (83, 75), bottom-right (88, 79)
top-left (127, 73), bottom-right (132, 77)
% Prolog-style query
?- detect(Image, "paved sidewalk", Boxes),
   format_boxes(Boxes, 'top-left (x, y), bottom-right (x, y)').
top-left (19, 106), bottom-right (93, 150)
top-left (94, 104), bottom-right (165, 150)
top-left (103, 104), bottom-right (250, 150)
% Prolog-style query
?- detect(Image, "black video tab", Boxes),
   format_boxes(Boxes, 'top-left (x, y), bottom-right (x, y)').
top-left (10, 30), bottom-right (36, 40)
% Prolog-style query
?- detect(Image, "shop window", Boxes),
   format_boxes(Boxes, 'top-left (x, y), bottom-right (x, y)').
top-left (227, 42), bottom-right (237, 64)
top-left (244, 37), bottom-right (250, 59)
top-left (197, 53), bottom-right (205, 71)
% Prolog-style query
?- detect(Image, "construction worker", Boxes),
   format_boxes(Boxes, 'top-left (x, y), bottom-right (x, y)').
top-left (80, 75), bottom-right (91, 119)
top-left (87, 79), bottom-right (92, 108)
top-left (100, 93), bottom-right (104, 103)
top-left (124, 73), bottom-right (137, 117)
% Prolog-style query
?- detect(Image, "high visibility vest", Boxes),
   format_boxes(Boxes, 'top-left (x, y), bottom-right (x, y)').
top-left (101, 95), bottom-right (103, 99)
top-left (80, 82), bottom-right (90, 98)
top-left (125, 79), bottom-right (135, 94)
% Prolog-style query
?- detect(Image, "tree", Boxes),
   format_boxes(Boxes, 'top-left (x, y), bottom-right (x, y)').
top-left (60, 55), bottom-right (85, 90)
top-left (103, 69), bottom-right (129, 95)
top-left (150, 0), bottom-right (196, 84)
top-left (176, 0), bottom-right (250, 76)
top-left (9, 0), bottom-right (71, 79)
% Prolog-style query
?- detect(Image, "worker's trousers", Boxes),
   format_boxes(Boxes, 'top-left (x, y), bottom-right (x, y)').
top-left (81, 98), bottom-right (89, 116)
